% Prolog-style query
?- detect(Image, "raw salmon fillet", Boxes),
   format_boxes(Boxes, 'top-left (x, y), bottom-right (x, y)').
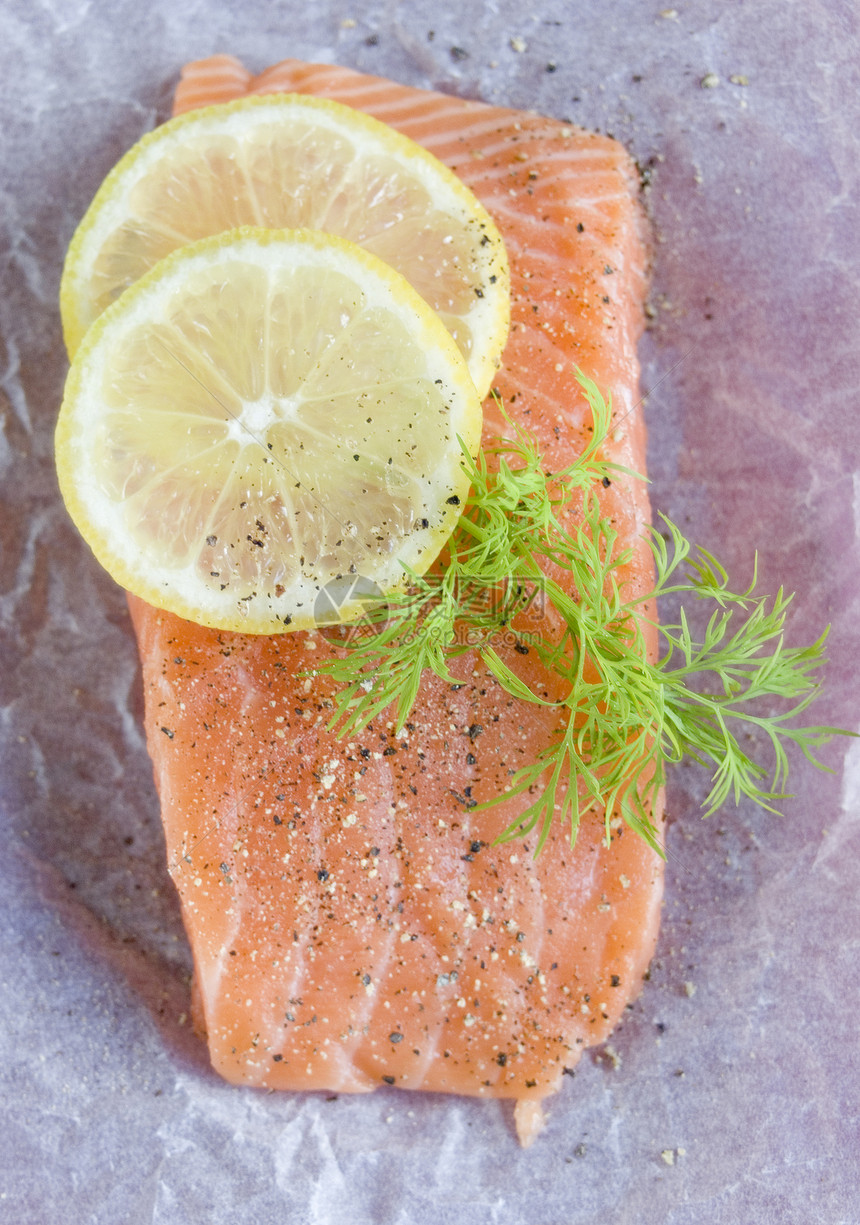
top-left (128, 54), bottom-right (662, 1144)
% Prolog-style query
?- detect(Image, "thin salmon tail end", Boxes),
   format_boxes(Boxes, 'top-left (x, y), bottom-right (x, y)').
top-left (514, 1099), bottom-right (548, 1147)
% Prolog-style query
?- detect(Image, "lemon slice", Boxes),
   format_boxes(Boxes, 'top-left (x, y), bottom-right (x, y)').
top-left (55, 228), bottom-right (483, 634)
top-left (60, 93), bottom-right (509, 396)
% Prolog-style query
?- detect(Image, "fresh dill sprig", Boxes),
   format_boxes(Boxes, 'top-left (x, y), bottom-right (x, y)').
top-left (314, 371), bottom-right (851, 855)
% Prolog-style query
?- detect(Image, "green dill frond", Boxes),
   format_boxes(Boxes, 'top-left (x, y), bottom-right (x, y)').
top-left (310, 369), bottom-right (854, 855)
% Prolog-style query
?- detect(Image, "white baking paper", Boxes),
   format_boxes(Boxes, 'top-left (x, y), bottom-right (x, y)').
top-left (1, 2), bottom-right (858, 1222)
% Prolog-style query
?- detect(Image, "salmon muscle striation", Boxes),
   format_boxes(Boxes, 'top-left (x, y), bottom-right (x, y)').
top-left (127, 55), bottom-right (663, 1146)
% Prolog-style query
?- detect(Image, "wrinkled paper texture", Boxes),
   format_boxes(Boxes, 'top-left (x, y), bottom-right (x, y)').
top-left (1, 1), bottom-right (858, 1222)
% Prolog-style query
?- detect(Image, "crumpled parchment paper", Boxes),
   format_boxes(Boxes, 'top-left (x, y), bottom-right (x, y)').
top-left (1, 2), bottom-right (858, 1222)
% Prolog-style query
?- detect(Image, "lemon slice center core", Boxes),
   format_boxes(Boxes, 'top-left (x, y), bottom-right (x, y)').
top-left (227, 395), bottom-right (298, 440)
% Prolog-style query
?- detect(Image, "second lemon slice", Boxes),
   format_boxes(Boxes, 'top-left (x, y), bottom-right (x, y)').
top-left (60, 93), bottom-right (509, 396)
top-left (55, 228), bottom-right (483, 633)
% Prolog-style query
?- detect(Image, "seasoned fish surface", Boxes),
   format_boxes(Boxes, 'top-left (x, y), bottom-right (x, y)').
top-left (129, 54), bottom-right (662, 1143)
